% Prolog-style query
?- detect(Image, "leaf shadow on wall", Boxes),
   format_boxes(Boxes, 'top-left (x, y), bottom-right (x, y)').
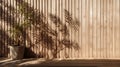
top-left (0, 0), bottom-right (80, 59)
top-left (0, 0), bottom-right (16, 57)
top-left (0, 0), bottom-right (37, 58)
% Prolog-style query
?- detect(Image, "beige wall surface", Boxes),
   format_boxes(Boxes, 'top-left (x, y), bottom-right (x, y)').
top-left (0, 0), bottom-right (120, 59)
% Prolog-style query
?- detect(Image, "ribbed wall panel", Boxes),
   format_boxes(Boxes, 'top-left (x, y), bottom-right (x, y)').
top-left (0, 0), bottom-right (120, 59)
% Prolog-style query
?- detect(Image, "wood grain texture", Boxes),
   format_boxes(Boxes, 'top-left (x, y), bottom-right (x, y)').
top-left (0, 0), bottom-right (120, 59)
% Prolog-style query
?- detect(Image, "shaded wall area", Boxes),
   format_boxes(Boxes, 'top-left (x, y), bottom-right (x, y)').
top-left (0, 0), bottom-right (79, 59)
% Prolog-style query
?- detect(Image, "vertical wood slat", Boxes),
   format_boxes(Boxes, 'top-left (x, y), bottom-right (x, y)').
top-left (109, 0), bottom-right (113, 58)
top-left (3, 0), bottom-right (5, 57)
top-left (0, 0), bottom-right (3, 57)
top-left (89, 0), bottom-right (93, 58)
top-left (107, 0), bottom-right (110, 58)
top-left (113, 0), bottom-right (115, 58)
top-left (0, 0), bottom-right (1, 57)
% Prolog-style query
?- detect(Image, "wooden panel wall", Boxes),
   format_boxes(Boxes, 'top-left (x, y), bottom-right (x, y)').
top-left (0, 0), bottom-right (120, 59)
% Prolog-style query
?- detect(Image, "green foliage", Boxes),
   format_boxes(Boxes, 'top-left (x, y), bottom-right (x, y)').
top-left (9, 0), bottom-right (35, 46)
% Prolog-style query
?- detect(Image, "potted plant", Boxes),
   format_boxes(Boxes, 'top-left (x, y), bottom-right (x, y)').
top-left (8, 0), bottom-right (35, 60)
top-left (9, 23), bottom-right (27, 60)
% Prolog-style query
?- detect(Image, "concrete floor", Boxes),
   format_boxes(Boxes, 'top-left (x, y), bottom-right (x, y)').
top-left (0, 58), bottom-right (120, 67)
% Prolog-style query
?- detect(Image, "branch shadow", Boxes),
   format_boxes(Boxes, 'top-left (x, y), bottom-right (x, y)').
top-left (0, 0), bottom-right (80, 59)
top-left (0, 0), bottom-right (37, 58)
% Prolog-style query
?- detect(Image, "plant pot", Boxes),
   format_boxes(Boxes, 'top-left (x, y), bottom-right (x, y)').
top-left (9, 45), bottom-right (25, 60)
